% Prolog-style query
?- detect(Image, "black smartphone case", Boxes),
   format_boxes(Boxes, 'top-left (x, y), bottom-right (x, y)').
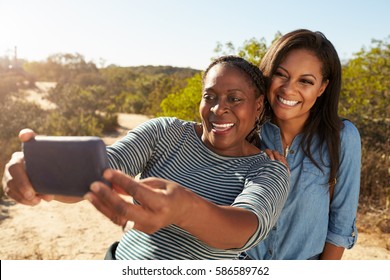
top-left (23, 136), bottom-right (110, 197)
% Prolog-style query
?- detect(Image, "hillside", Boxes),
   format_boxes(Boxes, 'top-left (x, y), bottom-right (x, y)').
top-left (0, 78), bottom-right (388, 260)
top-left (0, 107), bottom-right (389, 260)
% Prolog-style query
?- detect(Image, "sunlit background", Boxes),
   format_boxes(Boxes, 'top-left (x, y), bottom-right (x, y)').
top-left (0, 0), bottom-right (389, 261)
top-left (1, 0), bottom-right (389, 69)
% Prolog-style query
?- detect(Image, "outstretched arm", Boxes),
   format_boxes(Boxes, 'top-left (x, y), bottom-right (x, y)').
top-left (85, 169), bottom-right (258, 249)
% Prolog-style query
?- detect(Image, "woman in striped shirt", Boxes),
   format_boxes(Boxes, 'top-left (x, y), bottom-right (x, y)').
top-left (4, 56), bottom-right (289, 259)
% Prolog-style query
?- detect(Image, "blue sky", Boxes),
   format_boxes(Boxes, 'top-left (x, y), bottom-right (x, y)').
top-left (1, 0), bottom-right (389, 70)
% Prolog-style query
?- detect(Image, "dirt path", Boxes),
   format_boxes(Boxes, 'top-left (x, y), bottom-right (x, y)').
top-left (0, 113), bottom-right (389, 260)
top-left (101, 113), bottom-right (151, 145)
top-left (1, 197), bottom-right (389, 260)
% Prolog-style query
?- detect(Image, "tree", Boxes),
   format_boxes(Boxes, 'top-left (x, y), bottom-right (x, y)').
top-left (158, 33), bottom-right (390, 211)
top-left (0, 98), bottom-right (49, 197)
top-left (213, 32), bottom-right (281, 66)
top-left (159, 73), bottom-right (203, 122)
top-left (340, 38), bottom-right (390, 129)
top-left (339, 38), bottom-right (390, 208)
top-left (45, 84), bottom-right (117, 135)
top-left (159, 33), bottom-right (280, 122)
top-left (145, 76), bottom-right (189, 116)
top-left (24, 53), bottom-right (98, 82)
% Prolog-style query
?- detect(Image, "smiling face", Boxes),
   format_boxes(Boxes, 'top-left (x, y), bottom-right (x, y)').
top-left (268, 48), bottom-right (329, 129)
top-left (199, 64), bottom-right (263, 157)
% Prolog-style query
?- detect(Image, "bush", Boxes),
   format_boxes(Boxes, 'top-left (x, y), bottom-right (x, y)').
top-left (357, 120), bottom-right (389, 211)
top-left (0, 99), bottom-right (49, 196)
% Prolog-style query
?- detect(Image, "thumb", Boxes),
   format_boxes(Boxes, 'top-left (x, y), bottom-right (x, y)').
top-left (19, 128), bottom-right (36, 143)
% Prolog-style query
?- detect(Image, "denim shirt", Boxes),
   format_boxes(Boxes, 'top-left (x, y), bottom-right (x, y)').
top-left (247, 119), bottom-right (361, 260)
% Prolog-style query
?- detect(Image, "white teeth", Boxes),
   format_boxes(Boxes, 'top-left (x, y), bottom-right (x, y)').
top-left (278, 96), bottom-right (299, 106)
top-left (213, 123), bottom-right (234, 128)
top-left (212, 123), bottom-right (234, 131)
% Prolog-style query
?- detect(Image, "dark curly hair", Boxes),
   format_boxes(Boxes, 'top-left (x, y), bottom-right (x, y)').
top-left (202, 55), bottom-right (267, 146)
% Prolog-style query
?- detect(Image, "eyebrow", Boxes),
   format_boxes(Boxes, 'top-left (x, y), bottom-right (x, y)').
top-left (278, 66), bottom-right (318, 81)
top-left (204, 87), bottom-right (245, 93)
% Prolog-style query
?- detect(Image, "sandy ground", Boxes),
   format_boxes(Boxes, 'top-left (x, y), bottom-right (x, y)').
top-left (0, 197), bottom-right (389, 260)
top-left (0, 111), bottom-right (389, 260)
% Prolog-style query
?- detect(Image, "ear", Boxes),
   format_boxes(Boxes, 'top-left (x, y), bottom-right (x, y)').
top-left (317, 79), bottom-right (329, 97)
top-left (256, 95), bottom-right (264, 112)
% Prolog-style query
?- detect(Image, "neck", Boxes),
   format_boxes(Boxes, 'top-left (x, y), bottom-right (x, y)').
top-left (273, 117), bottom-right (305, 149)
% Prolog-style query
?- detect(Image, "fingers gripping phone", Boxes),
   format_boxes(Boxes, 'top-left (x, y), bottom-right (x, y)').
top-left (23, 136), bottom-right (110, 197)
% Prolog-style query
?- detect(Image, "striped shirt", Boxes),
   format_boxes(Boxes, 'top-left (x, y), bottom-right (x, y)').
top-left (107, 117), bottom-right (289, 259)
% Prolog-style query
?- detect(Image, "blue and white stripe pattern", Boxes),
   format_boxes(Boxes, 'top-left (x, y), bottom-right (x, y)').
top-left (107, 117), bottom-right (289, 259)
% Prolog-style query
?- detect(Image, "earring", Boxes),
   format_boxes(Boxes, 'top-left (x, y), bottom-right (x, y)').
top-left (256, 117), bottom-right (261, 132)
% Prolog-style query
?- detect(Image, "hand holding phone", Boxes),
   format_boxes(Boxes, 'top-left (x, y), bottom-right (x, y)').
top-left (23, 136), bottom-right (110, 197)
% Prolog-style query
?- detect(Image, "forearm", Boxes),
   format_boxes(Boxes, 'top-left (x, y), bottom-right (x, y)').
top-left (319, 242), bottom-right (345, 260)
top-left (178, 190), bottom-right (258, 250)
top-left (89, 171), bottom-right (260, 250)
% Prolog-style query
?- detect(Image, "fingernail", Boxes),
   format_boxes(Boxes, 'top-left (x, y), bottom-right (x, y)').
top-left (91, 183), bottom-right (100, 192)
top-left (24, 190), bottom-right (34, 200)
top-left (103, 169), bottom-right (112, 179)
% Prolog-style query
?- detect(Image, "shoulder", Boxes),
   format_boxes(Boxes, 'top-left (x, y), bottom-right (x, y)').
top-left (249, 156), bottom-right (290, 199)
top-left (340, 119), bottom-right (361, 145)
top-left (144, 116), bottom-right (180, 126)
top-left (242, 154), bottom-right (290, 194)
top-left (340, 119), bottom-right (361, 157)
top-left (250, 154), bottom-right (290, 179)
top-left (136, 117), bottom-right (191, 131)
top-left (341, 119), bottom-right (360, 138)
top-left (260, 120), bottom-right (278, 135)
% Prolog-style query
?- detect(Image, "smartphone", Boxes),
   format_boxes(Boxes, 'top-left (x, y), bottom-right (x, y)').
top-left (23, 136), bottom-right (110, 197)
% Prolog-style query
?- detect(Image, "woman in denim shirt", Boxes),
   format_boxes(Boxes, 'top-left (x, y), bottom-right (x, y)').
top-left (246, 29), bottom-right (361, 259)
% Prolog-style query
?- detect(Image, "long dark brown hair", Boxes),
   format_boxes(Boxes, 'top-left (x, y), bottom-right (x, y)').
top-left (260, 29), bottom-right (342, 185)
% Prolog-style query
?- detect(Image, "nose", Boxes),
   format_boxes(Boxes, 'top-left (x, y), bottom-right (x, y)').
top-left (282, 80), bottom-right (297, 94)
top-left (211, 99), bottom-right (229, 115)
